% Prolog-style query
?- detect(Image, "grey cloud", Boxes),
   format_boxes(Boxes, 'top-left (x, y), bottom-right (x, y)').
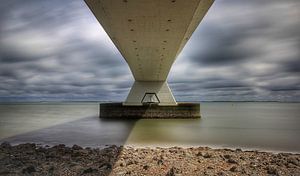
top-left (168, 0), bottom-right (300, 101)
top-left (0, 0), bottom-right (299, 102)
top-left (283, 59), bottom-right (300, 73)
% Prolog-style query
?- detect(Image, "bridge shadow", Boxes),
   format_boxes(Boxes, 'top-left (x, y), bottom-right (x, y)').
top-left (1, 115), bottom-right (203, 175)
top-left (0, 116), bottom-right (139, 175)
top-left (1, 116), bottom-right (138, 147)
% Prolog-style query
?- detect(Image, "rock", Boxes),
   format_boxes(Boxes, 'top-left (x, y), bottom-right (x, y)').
top-left (157, 159), bottom-right (164, 165)
top-left (57, 144), bottom-right (66, 148)
top-left (267, 166), bottom-right (278, 175)
top-left (224, 154), bottom-right (231, 159)
top-left (116, 171), bottom-right (126, 176)
top-left (99, 163), bottom-right (112, 170)
top-left (185, 152), bottom-right (193, 158)
top-left (46, 152), bottom-right (56, 159)
top-left (217, 171), bottom-right (225, 176)
top-left (286, 163), bottom-right (295, 168)
top-left (17, 143), bottom-right (35, 151)
top-left (229, 166), bottom-right (237, 172)
top-left (207, 166), bottom-right (213, 169)
top-left (48, 166), bottom-right (54, 173)
top-left (224, 148), bottom-right (234, 152)
top-left (227, 158), bottom-right (237, 164)
top-left (169, 149), bottom-right (178, 153)
top-left (196, 152), bottom-right (202, 156)
top-left (27, 143), bottom-right (36, 149)
top-left (126, 160), bottom-right (135, 166)
top-left (78, 149), bottom-right (89, 155)
top-left (288, 157), bottom-right (299, 166)
top-left (82, 167), bottom-right (98, 174)
top-left (126, 171), bottom-right (132, 175)
top-left (0, 142), bottom-right (11, 148)
top-left (119, 161), bottom-right (125, 167)
top-left (1, 143), bottom-right (300, 176)
top-left (22, 166), bottom-right (36, 174)
top-left (236, 148), bottom-right (242, 152)
top-left (72, 144), bottom-right (82, 150)
top-left (0, 168), bottom-right (10, 175)
top-left (143, 165), bottom-right (149, 170)
top-left (36, 147), bottom-right (46, 153)
top-left (166, 166), bottom-right (182, 176)
top-left (203, 153), bottom-right (212, 158)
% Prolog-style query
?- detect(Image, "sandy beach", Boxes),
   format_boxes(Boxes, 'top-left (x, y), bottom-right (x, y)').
top-left (1, 142), bottom-right (299, 176)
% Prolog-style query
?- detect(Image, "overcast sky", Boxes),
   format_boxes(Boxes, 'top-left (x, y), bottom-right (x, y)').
top-left (0, 0), bottom-right (299, 102)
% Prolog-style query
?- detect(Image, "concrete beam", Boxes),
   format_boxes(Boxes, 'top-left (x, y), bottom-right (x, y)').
top-left (85, 0), bottom-right (214, 106)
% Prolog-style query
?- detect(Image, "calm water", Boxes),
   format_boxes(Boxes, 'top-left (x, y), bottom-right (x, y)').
top-left (0, 102), bottom-right (299, 152)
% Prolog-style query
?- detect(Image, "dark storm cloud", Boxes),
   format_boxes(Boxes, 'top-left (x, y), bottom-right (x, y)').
top-left (188, 25), bottom-right (256, 66)
top-left (185, 0), bottom-right (300, 67)
top-left (0, 50), bottom-right (30, 63)
top-left (0, 0), bottom-right (133, 101)
top-left (0, 0), bottom-right (299, 101)
top-left (283, 59), bottom-right (300, 73)
top-left (169, 0), bottom-right (300, 101)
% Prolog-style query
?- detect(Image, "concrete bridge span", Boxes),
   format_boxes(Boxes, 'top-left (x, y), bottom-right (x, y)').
top-left (85, 0), bottom-right (214, 107)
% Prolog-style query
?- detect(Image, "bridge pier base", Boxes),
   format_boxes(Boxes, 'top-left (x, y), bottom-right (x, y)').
top-left (99, 103), bottom-right (200, 119)
top-left (123, 81), bottom-right (177, 106)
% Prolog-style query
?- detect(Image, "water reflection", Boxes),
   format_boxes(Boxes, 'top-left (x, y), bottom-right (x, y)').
top-left (126, 119), bottom-right (202, 146)
top-left (0, 102), bottom-right (300, 152)
top-left (1, 116), bottom-right (137, 147)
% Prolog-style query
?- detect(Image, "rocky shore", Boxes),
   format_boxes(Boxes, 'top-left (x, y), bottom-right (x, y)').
top-left (0, 142), bottom-right (299, 176)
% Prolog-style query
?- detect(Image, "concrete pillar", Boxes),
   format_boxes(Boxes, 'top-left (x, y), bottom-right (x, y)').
top-left (123, 81), bottom-right (177, 106)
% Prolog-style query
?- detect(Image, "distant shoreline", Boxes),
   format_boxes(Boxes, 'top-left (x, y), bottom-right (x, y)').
top-left (1, 142), bottom-right (299, 175)
top-left (1, 101), bottom-right (300, 104)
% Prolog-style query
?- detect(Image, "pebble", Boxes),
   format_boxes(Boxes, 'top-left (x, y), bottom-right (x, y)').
top-left (166, 166), bottom-right (182, 176)
top-left (157, 159), bottom-right (164, 165)
top-left (116, 171), bottom-right (126, 176)
top-left (288, 157), bottom-right (299, 166)
top-left (203, 153), bottom-right (212, 158)
top-left (72, 144), bottom-right (82, 150)
top-left (229, 166), bottom-right (237, 172)
top-left (22, 165), bottom-right (36, 174)
top-left (224, 154), bottom-right (231, 159)
top-left (99, 163), bottom-right (112, 170)
top-left (227, 158), bottom-right (238, 164)
top-left (143, 165), bottom-right (149, 170)
top-left (1, 142), bottom-right (299, 176)
top-left (82, 167), bottom-right (98, 174)
top-left (267, 165), bottom-right (278, 175)
top-left (0, 141), bottom-right (11, 148)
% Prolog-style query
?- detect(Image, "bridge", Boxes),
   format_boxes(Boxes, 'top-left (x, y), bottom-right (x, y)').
top-left (85, 0), bottom-right (214, 118)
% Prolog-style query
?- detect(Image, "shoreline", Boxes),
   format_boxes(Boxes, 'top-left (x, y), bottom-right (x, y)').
top-left (4, 142), bottom-right (300, 155)
top-left (123, 144), bottom-right (300, 155)
top-left (1, 143), bottom-right (299, 175)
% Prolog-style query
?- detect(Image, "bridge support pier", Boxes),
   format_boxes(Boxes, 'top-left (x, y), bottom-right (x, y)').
top-left (99, 103), bottom-right (200, 119)
top-left (100, 81), bottom-right (200, 118)
top-left (123, 81), bottom-right (177, 106)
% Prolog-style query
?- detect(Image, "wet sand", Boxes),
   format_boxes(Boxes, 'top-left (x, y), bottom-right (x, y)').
top-left (1, 142), bottom-right (299, 176)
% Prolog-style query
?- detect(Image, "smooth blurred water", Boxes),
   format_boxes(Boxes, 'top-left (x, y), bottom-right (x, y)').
top-left (0, 102), bottom-right (299, 152)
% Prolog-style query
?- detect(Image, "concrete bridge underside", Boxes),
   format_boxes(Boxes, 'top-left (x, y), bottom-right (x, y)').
top-left (85, 0), bottom-right (214, 106)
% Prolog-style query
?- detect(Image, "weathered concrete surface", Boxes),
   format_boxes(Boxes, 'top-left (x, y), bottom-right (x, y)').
top-left (100, 103), bottom-right (200, 119)
top-left (85, 0), bottom-right (214, 106)
top-left (85, 0), bottom-right (214, 81)
top-left (123, 81), bottom-right (177, 106)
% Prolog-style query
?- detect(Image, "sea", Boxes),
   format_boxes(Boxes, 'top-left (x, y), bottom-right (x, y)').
top-left (0, 102), bottom-right (299, 153)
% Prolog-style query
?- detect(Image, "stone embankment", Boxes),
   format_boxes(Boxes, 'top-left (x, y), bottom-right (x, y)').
top-left (0, 142), bottom-right (299, 175)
